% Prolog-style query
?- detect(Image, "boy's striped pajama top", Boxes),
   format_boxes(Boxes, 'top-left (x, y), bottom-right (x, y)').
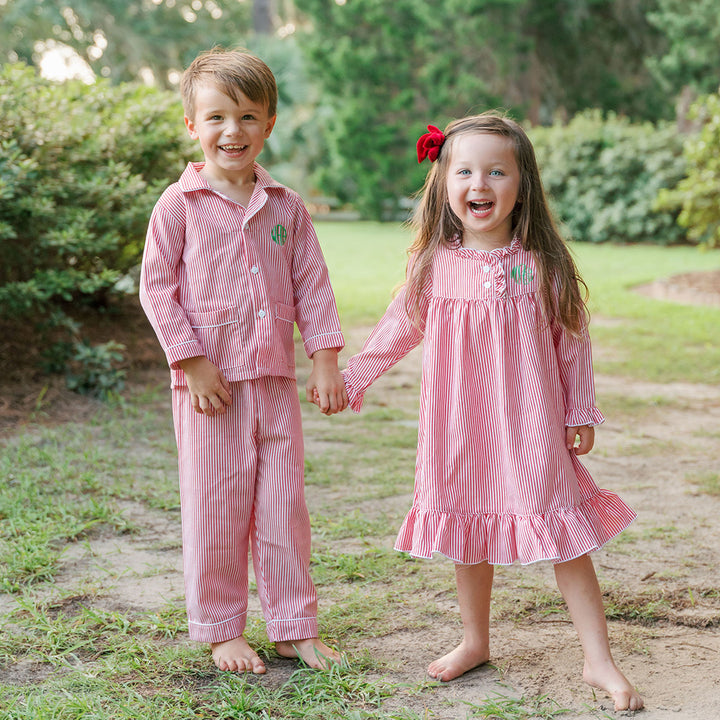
top-left (140, 162), bottom-right (344, 643)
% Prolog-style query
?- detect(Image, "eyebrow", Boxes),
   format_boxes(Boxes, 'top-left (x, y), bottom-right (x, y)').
top-left (452, 158), bottom-right (512, 166)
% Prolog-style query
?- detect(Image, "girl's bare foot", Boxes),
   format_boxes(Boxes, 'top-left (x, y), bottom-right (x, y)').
top-left (427, 640), bottom-right (490, 682)
top-left (583, 659), bottom-right (644, 711)
top-left (211, 637), bottom-right (266, 674)
top-left (275, 638), bottom-right (342, 669)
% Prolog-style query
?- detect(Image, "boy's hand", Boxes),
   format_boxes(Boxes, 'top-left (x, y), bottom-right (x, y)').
top-left (178, 356), bottom-right (232, 416)
top-left (566, 425), bottom-right (595, 455)
top-left (306, 349), bottom-right (348, 415)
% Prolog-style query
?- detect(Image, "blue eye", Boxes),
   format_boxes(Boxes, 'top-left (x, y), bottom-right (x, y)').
top-left (490, 169), bottom-right (503, 176)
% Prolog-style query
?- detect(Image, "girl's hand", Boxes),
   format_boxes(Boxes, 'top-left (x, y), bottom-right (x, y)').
top-left (566, 425), bottom-right (594, 455)
top-left (178, 356), bottom-right (232, 416)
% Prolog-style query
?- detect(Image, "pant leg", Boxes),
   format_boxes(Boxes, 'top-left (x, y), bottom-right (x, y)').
top-left (251, 376), bottom-right (319, 641)
top-left (172, 384), bottom-right (257, 643)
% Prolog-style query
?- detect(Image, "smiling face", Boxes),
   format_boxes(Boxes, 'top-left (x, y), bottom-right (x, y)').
top-left (445, 132), bottom-right (521, 250)
top-left (184, 81), bottom-right (276, 186)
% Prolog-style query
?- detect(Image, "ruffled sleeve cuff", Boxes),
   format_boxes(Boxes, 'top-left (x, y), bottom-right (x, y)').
top-left (565, 406), bottom-right (605, 428)
top-left (342, 369), bottom-right (365, 413)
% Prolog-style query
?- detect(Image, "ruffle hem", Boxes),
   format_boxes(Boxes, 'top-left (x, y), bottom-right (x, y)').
top-left (393, 489), bottom-right (636, 566)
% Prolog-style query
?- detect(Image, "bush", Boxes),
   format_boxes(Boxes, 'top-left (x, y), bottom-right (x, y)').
top-left (530, 112), bottom-right (687, 245)
top-left (0, 63), bottom-right (195, 395)
top-left (655, 91), bottom-right (720, 248)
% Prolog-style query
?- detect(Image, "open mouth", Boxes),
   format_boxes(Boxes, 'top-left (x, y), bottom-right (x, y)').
top-left (468, 200), bottom-right (493, 217)
top-left (219, 144), bottom-right (248, 155)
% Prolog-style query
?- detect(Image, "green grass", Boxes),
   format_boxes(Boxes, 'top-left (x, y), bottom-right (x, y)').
top-left (685, 471), bottom-right (720, 496)
top-left (316, 221), bottom-right (411, 324)
top-left (550, 242), bottom-right (719, 383)
top-left (463, 693), bottom-right (572, 719)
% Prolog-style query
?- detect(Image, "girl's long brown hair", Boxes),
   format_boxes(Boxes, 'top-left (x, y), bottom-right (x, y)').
top-left (405, 113), bottom-right (588, 336)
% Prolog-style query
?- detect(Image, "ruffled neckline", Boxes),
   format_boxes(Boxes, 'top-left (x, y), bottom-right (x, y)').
top-left (449, 234), bottom-right (523, 261)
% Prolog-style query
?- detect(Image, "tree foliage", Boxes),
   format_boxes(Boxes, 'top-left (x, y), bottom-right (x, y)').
top-left (0, 0), bottom-right (255, 86)
top-left (0, 63), bottom-right (196, 393)
top-left (531, 113), bottom-right (687, 245)
top-left (646, 0), bottom-right (720, 96)
top-left (655, 92), bottom-right (720, 248)
top-left (293, 0), bottom-right (668, 218)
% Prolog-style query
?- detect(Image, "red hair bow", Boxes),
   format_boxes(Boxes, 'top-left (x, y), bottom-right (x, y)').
top-left (416, 124), bottom-right (445, 163)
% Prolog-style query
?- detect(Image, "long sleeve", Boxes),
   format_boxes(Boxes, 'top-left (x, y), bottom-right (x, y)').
top-left (139, 194), bottom-right (204, 369)
top-left (551, 317), bottom-right (605, 427)
top-left (343, 279), bottom-right (428, 413)
top-left (289, 198), bottom-right (345, 357)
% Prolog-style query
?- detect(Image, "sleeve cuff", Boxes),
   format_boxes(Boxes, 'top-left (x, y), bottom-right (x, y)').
top-left (342, 369), bottom-right (364, 413)
top-left (304, 332), bottom-right (345, 359)
top-left (565, 407), bottom-right (605, 428)
top-left (166, 340), bottom-right (205, 369)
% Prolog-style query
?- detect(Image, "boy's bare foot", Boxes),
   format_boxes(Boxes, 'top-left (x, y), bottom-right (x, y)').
top-left (427, 640), bottom-right (490, 682)
top-left (211, 637), bottom-right (266, 674)
top-left (275, 638), bottom-right (342, 669)
top-left (584, 659), bottom-right (644, 711)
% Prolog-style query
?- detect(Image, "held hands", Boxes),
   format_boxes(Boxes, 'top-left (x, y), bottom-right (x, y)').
top-left (566, 425), bottom-right (595, 455)
top-left (306, 348), bottom-right (348, 416)
top-left (178, 356), bottom-right (232, 416)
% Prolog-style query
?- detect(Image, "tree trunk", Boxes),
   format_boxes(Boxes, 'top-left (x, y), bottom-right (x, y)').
top-left (253, 0), bottom-right (274, 35)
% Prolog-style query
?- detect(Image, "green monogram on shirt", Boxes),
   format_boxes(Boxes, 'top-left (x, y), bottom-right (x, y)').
top-left (510, 264), bottom-right (534, 285)
top-left (271, 224), bottom-right (287, 246)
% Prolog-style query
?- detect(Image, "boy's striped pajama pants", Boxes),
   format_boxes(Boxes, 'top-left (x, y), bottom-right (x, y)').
top-left (171, 376), bottom-right (318, 644)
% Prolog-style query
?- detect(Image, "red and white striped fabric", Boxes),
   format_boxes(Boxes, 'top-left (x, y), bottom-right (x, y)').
top-left (173, 377), bottom-right (318, 643)
top-left (139, 162), bottom-right (344, 643)
top-left (343, 237), bottom-right (636, 566)
top-left (139, 161), bottom-right (344, 388)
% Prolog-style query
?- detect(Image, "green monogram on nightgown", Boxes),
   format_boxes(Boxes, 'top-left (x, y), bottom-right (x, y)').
top-left (511, 264), bottom-right (534, 285)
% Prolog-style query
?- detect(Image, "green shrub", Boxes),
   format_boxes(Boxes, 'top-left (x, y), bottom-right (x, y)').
top-left (655, 91), bottom-right (720, 248)
top-left (64, 340), bottom-right (127, 400)
top-left (0, 63), bottom-right (195, 395)
top-left (530, 112), bottom-right (687, 245)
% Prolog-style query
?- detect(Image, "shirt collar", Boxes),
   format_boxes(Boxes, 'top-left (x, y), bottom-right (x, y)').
top-left (178, 161), bottom-right (284, 194)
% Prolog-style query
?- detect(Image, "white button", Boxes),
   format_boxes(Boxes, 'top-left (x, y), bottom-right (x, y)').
top-left (483, 265), bottom-right (491, 273)
top-left (251, 265), bottom-right (259, 274)
top-left (483, 281), bottom-right (492, 288)
top-left (258, 309), bottom-right (266, 318)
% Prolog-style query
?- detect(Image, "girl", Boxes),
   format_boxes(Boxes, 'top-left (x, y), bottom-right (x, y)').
top-left (341, 114), bottom-right (644, 711)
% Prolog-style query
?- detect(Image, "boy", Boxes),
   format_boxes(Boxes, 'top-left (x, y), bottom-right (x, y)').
top-left (139, 48), bottom-right (347, 674)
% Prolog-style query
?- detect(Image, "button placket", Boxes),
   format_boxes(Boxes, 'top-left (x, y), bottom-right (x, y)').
top-left (482, 263), bottom-right (492, 290)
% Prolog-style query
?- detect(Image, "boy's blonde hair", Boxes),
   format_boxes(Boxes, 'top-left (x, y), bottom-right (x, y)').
top-left (181, 48), bottom-right (278, 120)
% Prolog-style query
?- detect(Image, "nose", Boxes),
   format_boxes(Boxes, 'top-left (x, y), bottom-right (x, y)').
top-left (471, 172), bottom-right (489, 190)
top-left (223, 119), bottom-right (242, 136)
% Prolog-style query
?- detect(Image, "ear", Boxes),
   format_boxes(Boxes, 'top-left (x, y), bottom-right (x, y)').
top-left (184, 115), bottom-right (199, 140)
top-left (264, 115), bottom-right (277, 139)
